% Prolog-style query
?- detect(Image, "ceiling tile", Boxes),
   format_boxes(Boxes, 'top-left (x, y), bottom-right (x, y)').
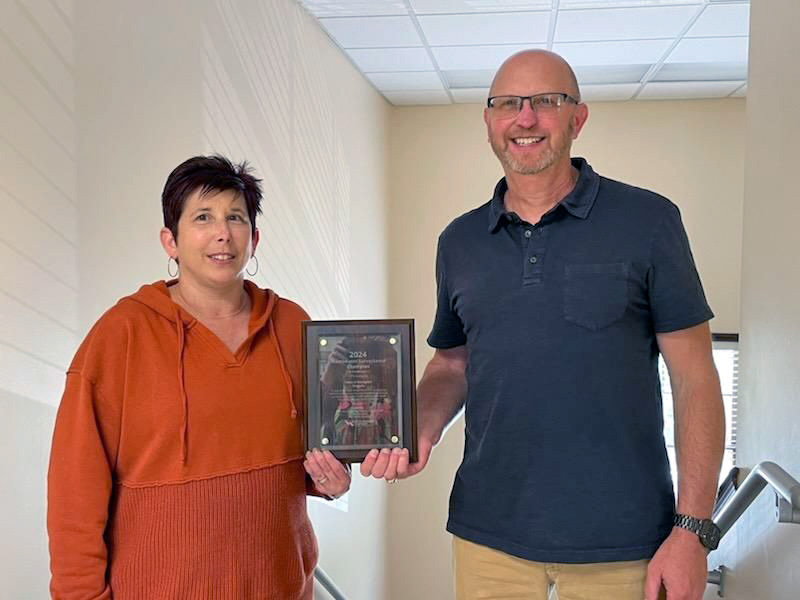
top-left (654, 61), bottom-right (748, 82)
top-left (432, 44), bottom-right (545, 71)
top-left (666, 36), bottom-right (749, 63)
top-left (559, 0), bottom-right (700, 7)
top-left (418, 12), bottom-right (550, 45)
top-left (580, 83), bottom-right (639, 101)
top-left (451, 88), bottom-right (490, 104)
top-left (442, 69), bottom-right (495, 88)
top-left (638, 80), bottom-right (744, 100)
top-left (574, 64), bottom-right (651, 85)
top-left (298, 0), bottom-right (407, 17)
top-left (553, 39), bottom-right (673, 66)
top-left (349, 47), bottom-right (434, 72)
top-left (410, 0), bottom-right (552, 13)
top-left (730, 83), bottom-right (746, 97)
top-left (366, 71), bottom-right (444, 91)
top-left (383, 90), bottom-right (452, 105)
top-left (555, 5), bottom-right (700, 42)
top-left (319, 16), bottom-right (422, 48)
top-left (686, 3), bottom-right (750, 37)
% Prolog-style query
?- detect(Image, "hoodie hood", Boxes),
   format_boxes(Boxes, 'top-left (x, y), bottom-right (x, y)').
top-left (121, 280), bottom-right (296, 464)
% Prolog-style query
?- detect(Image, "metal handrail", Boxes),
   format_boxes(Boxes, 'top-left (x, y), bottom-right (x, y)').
top-left (707, 461), bottom-right (800, 597)
top-left (314, 565), bottom-right (348, 600)
top-left (713, 461), bottom-right (800, 537)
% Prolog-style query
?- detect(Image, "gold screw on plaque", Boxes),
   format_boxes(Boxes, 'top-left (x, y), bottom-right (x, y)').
top-left (320, 338), bottom-right (328, 347)
top-left (389, 337), bottom-right (397, 345)
top-left (321, 437), bottom-right (329, 445)
top-left (391, 435), bottom-right (399, 443)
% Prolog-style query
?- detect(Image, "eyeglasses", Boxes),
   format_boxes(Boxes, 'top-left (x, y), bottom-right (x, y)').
top-left (487, 93), bottom-right (580, 118)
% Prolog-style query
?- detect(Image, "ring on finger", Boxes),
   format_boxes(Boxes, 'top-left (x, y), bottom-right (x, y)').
top-left (387, 477), bottom-right (398, 484)
top-left (317, 475), bottom-right (329, 484)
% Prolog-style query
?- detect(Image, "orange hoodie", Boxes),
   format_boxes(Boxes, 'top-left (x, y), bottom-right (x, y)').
top-left (47, 280), bottom-right (318, 599)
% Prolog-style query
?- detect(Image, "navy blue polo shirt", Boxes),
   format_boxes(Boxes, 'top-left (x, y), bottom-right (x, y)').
top-left (429, 157), bottom-right (713, 563)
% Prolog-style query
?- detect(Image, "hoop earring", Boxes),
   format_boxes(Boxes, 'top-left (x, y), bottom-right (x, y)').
top-left (246, 254), bottom-right (259, 277)
top-left (167, 256), bottom-right (179, 278)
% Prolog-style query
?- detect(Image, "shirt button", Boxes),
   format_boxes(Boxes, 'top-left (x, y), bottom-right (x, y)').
top-left (524, 229), bottom-right (532, 238)
top-left (529, 256), bottom-right (537, 264)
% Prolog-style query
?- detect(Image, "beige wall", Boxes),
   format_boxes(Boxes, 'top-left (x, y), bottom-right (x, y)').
top-left (1, 0), bottom-right (391, 597)
top-left (387, 98), bottom-right (745, 600)
top-left (704, 1), bottom-right (800, 598)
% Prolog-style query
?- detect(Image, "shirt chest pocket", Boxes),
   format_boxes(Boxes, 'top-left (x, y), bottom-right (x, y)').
top-left (563, 262), bottom-right (630, 330)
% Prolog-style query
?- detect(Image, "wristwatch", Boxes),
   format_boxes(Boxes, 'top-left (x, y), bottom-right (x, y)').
top-left (673, 513), bottom-right (721, 551)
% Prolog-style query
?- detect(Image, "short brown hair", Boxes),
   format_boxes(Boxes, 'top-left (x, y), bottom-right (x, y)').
top-left (161, 155), bottom-right (263, 239)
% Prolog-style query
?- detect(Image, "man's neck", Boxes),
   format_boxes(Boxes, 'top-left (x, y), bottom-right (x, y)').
top-left (503, 159), bottom-right (579, 225)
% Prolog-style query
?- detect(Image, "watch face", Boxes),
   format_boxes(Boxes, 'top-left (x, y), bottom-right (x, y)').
top-left (699, 520), bottom-right (721, 550)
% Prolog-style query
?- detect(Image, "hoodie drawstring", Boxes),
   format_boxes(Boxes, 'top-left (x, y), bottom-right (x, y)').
top-left (269, 319), bottom-right (298, 419)
top-left (176, 309), bottom-right (189, 464)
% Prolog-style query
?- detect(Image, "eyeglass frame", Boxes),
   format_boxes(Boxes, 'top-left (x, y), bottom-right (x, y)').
top-left (486, 93), bottom-right (581, 115)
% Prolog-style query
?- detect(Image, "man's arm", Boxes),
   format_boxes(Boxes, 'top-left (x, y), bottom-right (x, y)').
top-left (645, 321), bottom-right (725, 600)
top-left (360, 345), bottom-right (468, 480)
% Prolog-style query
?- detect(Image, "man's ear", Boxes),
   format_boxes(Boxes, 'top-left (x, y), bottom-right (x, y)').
top-left (571, 103), bottom-right (589, 140)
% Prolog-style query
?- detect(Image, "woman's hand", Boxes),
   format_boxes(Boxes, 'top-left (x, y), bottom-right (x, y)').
top-left (304, 449), bottom-right (351, 499)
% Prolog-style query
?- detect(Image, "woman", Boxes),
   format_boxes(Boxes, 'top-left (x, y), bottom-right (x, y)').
top-left (47, 155), bottom-right (349, 599)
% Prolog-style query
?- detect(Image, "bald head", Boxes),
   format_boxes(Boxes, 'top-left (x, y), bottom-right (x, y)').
top-left (490, 50), bottom-right (580, 101)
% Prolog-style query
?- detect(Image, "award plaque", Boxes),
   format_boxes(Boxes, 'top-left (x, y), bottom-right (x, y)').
top-left (302, 319), bottom-right (417, 463)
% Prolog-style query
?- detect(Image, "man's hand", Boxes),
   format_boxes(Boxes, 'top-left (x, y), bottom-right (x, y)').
top-left (359, 434), bottom-right (435, 481)
top-left (360, 346), bottom-right (467, 483)
top-left (645, 527), bottom-right (708, 600)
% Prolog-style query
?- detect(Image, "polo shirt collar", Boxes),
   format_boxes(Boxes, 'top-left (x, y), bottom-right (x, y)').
top-left (487, 157), bottom-right (600, 232)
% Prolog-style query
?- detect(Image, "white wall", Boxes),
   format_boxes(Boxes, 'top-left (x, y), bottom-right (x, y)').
top-left (2, 0), bottom-right (391, 597)
top-left (386, 99), bottom-right (746, 600)
top-left (704, 1), bottom-right (800, 598)
top-left (0, 0), bottom-right (78, 596)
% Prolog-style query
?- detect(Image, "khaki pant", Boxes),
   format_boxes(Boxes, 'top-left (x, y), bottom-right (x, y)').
top-left (454, 536), bottom-right (667, 600)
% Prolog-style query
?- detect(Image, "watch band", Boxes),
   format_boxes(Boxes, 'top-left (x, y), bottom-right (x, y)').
top-left (674, 513), bottom-right (703, 532)
top-left (673, 513), bottom-right (721, 551)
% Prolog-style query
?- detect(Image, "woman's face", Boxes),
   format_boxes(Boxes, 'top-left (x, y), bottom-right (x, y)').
top-left (161, 188), bottom-right (259, 289)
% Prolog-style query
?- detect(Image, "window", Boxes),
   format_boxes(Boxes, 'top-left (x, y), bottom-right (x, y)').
top-left (660, 334), bottom-right (739, 490)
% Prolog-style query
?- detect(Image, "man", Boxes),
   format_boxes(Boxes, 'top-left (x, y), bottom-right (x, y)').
top-left (363, 50), bottom-right (724, 600)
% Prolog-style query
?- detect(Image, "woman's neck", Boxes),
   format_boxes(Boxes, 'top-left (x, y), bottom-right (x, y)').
top-left (170, 278), bottom-right (249, 320)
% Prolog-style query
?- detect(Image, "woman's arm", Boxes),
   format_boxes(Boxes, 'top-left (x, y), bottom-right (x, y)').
top-left (48, 371), bottom-right (120, 599)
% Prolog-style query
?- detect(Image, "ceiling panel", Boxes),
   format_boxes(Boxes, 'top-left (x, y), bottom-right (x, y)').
top-left (555, 5), bottom-right (700, 42)
top-left (383, 90), bottom-right (452, 105)
top-left (432, 44), bottom-right (545, 71)
top-left (666, 36), bottom-right (749, 63)
top-left (418, 12), bottom-right (550, 46)
top-left (366, 71), bottom-right (444, 91)
top-left (560, 0), bottom-right (700, 6)
top-left (580, 83), bottom-right (639, 101)
top-left (350, 47), bottom-right (434, 72)
top-left (654, 61), bottom-right (748, 82)
top-left (411, 0), bottom-right (552, 13)
top-left (553, 39), bottom-right (673, 66)
top-left (574, 64), bottom-right (651, 85)
top-left (639, 80), bottom-right (744, 100)
top-left (319, 16), bottom-right (422, 48)
top-left (451, 88), bottom-right (490, 103)
top-left (298, 0), bottom-right (407, 17)
top-left (686, 3), bottom-right (750, 37)
top-left (442, 69), bottom-right (495, 88)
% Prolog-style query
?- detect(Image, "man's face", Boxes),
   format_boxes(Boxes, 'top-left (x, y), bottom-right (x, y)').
top-left (484, 56), bottom-right (587, 176)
